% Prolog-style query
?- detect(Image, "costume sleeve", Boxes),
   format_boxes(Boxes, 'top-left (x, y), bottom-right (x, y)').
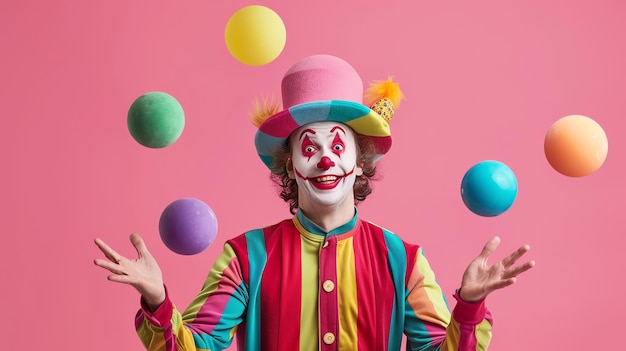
top-left (404, 247), bottom-right (493, 351)
top-left (135, 243), bottom-right (249, 351)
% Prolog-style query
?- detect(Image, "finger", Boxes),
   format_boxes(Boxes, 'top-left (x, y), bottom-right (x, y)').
top-left (487, 277), bottom-right (517, 293)
top-left (478, 236), bottom-right (501, 259)
top-left (503, 260), bottom-right (536, 279)
top-left (130, 233), bottom-right (149, 258)
top-left (108, 274), bottom-right (133, 285)
top-left (94, 238), bottom-right (123, 263)
top-left (94, 258), bottom-right (126, 275)
top-left (501, 244), bottom-right (530, 268)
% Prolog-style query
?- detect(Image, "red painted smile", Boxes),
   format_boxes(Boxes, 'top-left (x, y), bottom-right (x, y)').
top-left (295, 167), bottom-right (355, 190)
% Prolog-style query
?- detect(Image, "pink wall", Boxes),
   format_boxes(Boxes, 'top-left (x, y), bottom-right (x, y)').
top-left (2, 1), bottom-right (624, 349)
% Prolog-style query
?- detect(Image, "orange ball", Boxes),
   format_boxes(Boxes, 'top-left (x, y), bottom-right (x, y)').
top-left (544, 115), bottom-right (608, 177)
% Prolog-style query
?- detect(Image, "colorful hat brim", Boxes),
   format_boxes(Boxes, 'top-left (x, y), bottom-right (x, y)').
top-left (255, 100), bottom-right (391, 171)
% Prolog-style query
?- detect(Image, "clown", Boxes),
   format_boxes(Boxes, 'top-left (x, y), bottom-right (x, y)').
top-left (95, 55), bottom-right (534, 351)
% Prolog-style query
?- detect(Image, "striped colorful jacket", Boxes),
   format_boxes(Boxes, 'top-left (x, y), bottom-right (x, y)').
top-left (136, 210), bottom-right (493, 350)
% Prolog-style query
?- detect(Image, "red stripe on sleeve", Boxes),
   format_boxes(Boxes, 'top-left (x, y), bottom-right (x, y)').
top-left (227, 235), bottom-right (250, 284)
top-left (403, 242), bottom-right (418, 286)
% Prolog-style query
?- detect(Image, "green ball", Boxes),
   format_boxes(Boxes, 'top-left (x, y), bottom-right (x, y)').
top-left (127, 92), bottom-right (185, 148)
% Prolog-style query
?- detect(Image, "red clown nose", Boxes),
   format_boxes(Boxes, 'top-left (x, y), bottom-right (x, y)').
top-left (317, 156), bottom-right (335, 170)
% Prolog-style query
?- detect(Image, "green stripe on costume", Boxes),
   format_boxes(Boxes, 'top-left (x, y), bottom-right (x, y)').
top-left (244, 229), bottom-right (267, 351)
top-left (382, 229), bottom-right (407, 351)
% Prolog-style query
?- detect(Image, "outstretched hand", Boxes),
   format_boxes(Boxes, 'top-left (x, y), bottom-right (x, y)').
top-left (94, 233), bottom-right (166, 310)
top-left (459, 236), bottom-right (535, 302)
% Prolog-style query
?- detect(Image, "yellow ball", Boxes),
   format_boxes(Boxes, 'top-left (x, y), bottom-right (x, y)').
top-left (224, 5), bottom-right (286, 66)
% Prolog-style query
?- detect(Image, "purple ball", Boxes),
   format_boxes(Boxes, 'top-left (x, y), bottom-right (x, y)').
top-left (159, 198), bottom-right (218, 255)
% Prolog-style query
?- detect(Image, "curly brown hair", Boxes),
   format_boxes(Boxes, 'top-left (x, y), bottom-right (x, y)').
top-left (269, 134), bottom-right (378, 214)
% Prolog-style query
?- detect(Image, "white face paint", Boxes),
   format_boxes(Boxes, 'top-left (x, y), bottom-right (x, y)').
top-left (288, 121), bottom-right (364, 209)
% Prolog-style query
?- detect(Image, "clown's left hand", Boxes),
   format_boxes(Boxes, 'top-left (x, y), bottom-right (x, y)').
top-left (458, 236), bottom-right (535, 302)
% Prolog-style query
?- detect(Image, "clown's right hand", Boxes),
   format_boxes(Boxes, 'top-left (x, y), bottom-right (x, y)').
top-left (94, 233), bottom-right (166, 311)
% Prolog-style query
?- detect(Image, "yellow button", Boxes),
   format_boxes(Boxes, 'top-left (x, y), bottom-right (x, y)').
top-left (323, 280), bottom-right (335, 292)
top-left (323, 332), bottom-right (335, 344)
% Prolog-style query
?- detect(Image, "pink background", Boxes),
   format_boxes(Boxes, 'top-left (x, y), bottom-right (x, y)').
top-left (2, 1), bottom-right (624, 349)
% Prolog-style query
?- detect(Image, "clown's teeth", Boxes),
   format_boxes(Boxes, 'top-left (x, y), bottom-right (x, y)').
top-left (315, 176), bottom-right (338, 183)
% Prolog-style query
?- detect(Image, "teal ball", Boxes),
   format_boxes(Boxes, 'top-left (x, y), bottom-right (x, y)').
top-left (460, 160), bottom-right (518, 217)
top-left (127, 92), bottom-right (185, 148)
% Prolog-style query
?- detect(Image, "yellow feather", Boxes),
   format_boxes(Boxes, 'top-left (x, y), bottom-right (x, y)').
top-left (364, 77), bottom-right (405, 108)
top-left (249, 96), bottom-right (281, 128)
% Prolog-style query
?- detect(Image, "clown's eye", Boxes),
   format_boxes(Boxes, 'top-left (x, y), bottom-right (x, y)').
top-left (301, 135), bottom-right (318, 156)
top-left (331, 133), bottom-right (345, 155)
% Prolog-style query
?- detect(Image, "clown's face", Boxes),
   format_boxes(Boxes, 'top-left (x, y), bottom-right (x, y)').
top-left (287, 121), bottom-right (364, 209)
